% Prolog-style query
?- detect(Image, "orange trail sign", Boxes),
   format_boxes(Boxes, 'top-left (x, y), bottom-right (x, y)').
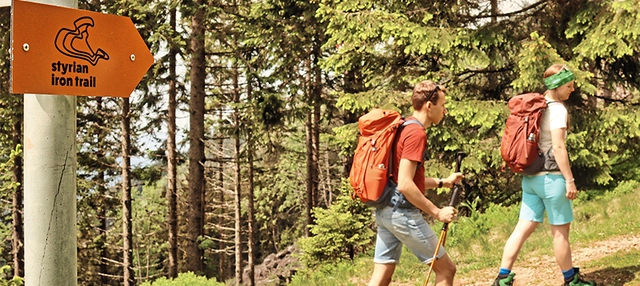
top-left (11, 0), bottom-right (154, 97)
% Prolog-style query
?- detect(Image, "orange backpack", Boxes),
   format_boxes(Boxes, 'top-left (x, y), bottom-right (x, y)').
top-left (349, 109), bottom-right (419, 208)
top-left (500, 93), bottom-right (549, 174)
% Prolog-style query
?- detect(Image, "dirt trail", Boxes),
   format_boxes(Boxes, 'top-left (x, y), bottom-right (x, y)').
top-left (455, 233), bottom-right (640, 286)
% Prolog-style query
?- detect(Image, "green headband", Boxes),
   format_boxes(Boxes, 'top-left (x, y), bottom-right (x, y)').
top-left (543, 68), bottom-right (575, 90)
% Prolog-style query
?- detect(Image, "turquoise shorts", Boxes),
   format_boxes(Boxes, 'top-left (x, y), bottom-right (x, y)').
top-left (520, 174), bottom-right (573, 225)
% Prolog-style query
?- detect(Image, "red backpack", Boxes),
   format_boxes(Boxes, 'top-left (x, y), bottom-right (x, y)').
top-left (500, 93), bottom-right (549, 174)
top-left (349, 109), bottom-right (413, 208)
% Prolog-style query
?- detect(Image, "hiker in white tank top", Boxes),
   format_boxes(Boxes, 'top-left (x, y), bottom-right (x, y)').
top-left (539, 100), bottom-right (568, 156)
top-left (493, 64), bottom-right (596, 286)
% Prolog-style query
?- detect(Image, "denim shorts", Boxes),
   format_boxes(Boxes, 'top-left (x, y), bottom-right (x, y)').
top-left (373, 206), bottom-right (445, 264)
top-left (520, 173), bottom-right (574, 225)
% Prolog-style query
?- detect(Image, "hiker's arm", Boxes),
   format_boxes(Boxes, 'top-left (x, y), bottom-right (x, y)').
top-left (440, 173), bottom-right (463, 188)
top-left (397, 158), bottom-right (456, 222)
top-left (551, 128), bottom-right (577, 199)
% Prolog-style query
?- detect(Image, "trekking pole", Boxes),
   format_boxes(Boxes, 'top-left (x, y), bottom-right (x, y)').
top-left (424, 151), bottom-right (467, 286)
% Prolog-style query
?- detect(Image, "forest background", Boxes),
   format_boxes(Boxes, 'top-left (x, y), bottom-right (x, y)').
top-left (1, 0), bottom-right (640, 285)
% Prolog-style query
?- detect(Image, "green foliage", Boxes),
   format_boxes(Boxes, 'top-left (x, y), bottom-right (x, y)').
top-left (431, 100), bottom-right (505, 156)
top-left (569, 104), bottom-right (640, 187)
top-left (430, 197), bottom-right (524, 271)
top-left (511, 32), bottom-right (596, 95)
top-left (425, 99), bottom-right (524, 203)
top-left (446, 198), bottom-right (519, 258)
top-left (570, 1), bottom-right (640, 61)
top-left (322, 0), bottom-right (640, 211)
top-left (0, 266), bottom-right (23, 286)
top-left (610, 180), bottom-right (640, 195)
top-left (0, 7), bottom-right (22, 269)
top-left (132, 183), bottom-right (169, 281)
top-left (335, 90), bottom-right (411, 114)
top-left (571, 185), bottom-right (640, 243)
top-left (140, 272), bottom-right (224, 286)
top-left (331, 122), bottom-right (359, 157)
top-left (565, 0), bottom-right (640, 90)
top-left (297, 180), bottom-right (375, 268)
top-left (254, 129), bottom-right (309, 252)
top-left (318, 0), bottom-right (458, 74)
top-left (0, 220), bottom-right (10, 267)
top-left (289, 257), bottom-right (368, 286)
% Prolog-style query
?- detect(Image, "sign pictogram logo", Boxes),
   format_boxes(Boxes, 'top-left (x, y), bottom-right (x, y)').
top-left (11, 0), bottom-right (154, 97)
top-left (54, 16), bottom-right (109, 66)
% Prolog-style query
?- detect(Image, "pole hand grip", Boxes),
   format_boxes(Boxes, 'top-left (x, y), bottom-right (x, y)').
top-left (448, 185), bottom-right (462, 207)
top-left (447, 151), bottom-right (467, 207)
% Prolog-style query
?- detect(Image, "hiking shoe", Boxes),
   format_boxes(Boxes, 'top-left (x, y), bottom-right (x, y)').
top-left (564, 268), bottom-right (596, 286)
top-left (492, 272), bottom-right (515, 286)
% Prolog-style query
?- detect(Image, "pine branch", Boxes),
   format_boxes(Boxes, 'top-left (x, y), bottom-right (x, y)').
top-left (465, 0), bottom-right (548, 20)
top-left (592, 94), bottom-right (640, 106)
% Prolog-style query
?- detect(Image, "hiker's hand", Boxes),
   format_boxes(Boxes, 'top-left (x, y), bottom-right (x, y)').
top-left (566, 180), bottom-right (578, 200)
top-left (444, 172), bottom-right (464, 188)
top-left (436, 206), bottom-right (457, 223)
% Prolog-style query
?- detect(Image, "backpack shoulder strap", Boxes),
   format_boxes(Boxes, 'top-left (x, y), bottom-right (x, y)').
top-left (390, 118), bottom-right (426, 212)
top-left (389, 118), bottom-right (426, 179)
top-left (389, 119), bottom-right (419, 179)
top-left (402, 119), bottom-right (423, 127)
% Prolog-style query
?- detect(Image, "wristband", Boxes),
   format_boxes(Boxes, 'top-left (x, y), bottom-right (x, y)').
top-left (566, 178), bottom-right (575, 183)
top-left (438, 178), bottom-right (443, 188)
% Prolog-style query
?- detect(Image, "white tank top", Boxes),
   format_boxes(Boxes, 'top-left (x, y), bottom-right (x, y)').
top-left (538, 100), bottom-right (568, 153)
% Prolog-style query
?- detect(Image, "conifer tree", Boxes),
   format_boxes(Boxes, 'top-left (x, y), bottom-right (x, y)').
top-left (0, 7), bottom-right (24, 278)
top-left (185, 0), bottom-right (207, 274)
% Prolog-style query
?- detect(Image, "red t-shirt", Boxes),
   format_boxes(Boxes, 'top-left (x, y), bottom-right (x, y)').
top-left (390, 118), bottom-right (427, 193)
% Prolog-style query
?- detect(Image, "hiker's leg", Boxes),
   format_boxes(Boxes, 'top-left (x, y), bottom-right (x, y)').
top-left (550, 223), bottom-right (572, 270)
top-left (392, 209), bottom-right (445, 260)
top-left (542, 174), bottom-right (575, 271)
top-left (431, 253), bottom-right (456, 286)
top-left (499, 175), bottom-right (544, 269)
top-left (500, 219), bottom-right (539, 269)
top-left (390, 208), bottom-right (452, 284)
top-left (369, 263), bottom-right (396, 286)
top-left (370, 207), bottom-right (402, 286)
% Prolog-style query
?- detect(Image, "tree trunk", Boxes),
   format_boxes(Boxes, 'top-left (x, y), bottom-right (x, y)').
top-left (246, 68), bottom-right (255, 286)
top-left (99, 188), bottom-right (109, 286)
top-left (11, 119), bottom-right (24, 278)
top-left (187, 0), bottom-right (206, 274)
top-left (491, 0), bottom-right (498, 23)
top-left (217, 109), bottom-right (226, 281)
top-left (304, 43), bottom-right (321, 234)
top-left (305, 110), bottom-right (313, 237)
top-left (324, 151), bottom-right (333, 206)
top-left (312, 37), bottom-right (322, 208)
top-left (96, 97), bottom-right (111, 286)
top-left (166, 7), bottom-right (179, 279)
top-left (304, 57), bottom-right (313, 237)
top-left (232, 60), bottom-right (243, 286)
top-left (488, 0), bottom-right (499, 98)
top-left (121, 98), bottom-right (135, 286)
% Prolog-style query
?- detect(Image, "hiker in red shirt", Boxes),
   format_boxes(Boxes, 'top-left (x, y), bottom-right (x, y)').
top-left (368, 80), bottom-right (463, 286)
